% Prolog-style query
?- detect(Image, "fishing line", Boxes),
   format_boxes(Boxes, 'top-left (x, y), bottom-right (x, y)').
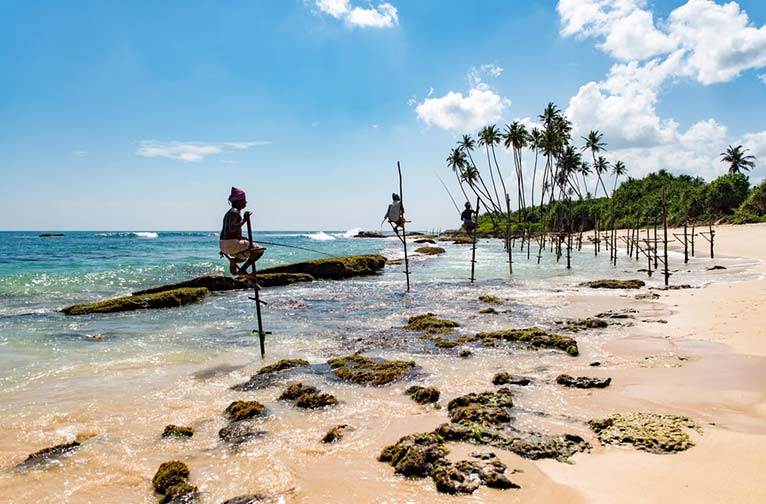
top-left (255, 239), bottom-right (336, 258)
top-left (435, 172), bottom-right (461, 214)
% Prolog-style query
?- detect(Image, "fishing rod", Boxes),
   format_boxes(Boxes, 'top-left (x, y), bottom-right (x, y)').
top-left (255, 240), bottom-right (335, 258)
top-left (435, 173), bottom-right (461, 214)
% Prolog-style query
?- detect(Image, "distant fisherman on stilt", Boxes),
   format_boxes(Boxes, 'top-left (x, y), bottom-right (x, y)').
top-left (220, 187), bottom-right (265, 276)
top-left (461, 202), bottom-right (477, 232)
top-left (384, 193), bottom-right (405, 233)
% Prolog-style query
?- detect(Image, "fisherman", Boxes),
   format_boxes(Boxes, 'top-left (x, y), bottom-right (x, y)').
top-left (385, 193), bottom-right (405, 233)
top-left (461, 202), bottom-right (477, 232)
top-left (220, 187), bottom-right (265, 276)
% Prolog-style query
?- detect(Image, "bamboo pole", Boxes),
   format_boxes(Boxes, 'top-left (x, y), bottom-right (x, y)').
top-left (470, 198), bottom-right (480, 284)
top-left (709, 220), bottom-right (715, 259)
top-left (397, 161), bottom-right (410, 292)
top-left (663, 186), bottom-right (669, 287)
top-left (683, 221), bottom-right (689, 264)
top-left (245, 215), bottom-right (266, 358)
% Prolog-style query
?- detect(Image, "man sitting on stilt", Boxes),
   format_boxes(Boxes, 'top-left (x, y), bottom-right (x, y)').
top-left (219, 187), bottom-right (264, 277)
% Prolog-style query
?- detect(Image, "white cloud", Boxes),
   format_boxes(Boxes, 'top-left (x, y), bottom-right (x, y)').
top-left (136, 140), bottom-right (270, 162)
top-left (742, 131), bottom-right (766, 159)
top-left (416, 84), bottom-right (511, 131)
top-left (315, 0), bottom-right (398, 28)
top-left (481, 64), bottom-right (504, 78)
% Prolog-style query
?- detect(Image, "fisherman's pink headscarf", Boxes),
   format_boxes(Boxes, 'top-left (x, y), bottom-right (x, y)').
top-left (228, 187), bottom-right (246, 202)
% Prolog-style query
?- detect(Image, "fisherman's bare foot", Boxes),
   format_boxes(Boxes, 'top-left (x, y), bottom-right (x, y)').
top-left (229, 258), bottom-right (238, 275)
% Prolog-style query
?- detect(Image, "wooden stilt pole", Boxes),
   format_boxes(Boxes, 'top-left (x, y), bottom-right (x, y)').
top-left (646, 227), bottom-right (652, 277)
top-left (470, 198), bottom-right (480, 284)
top-left (691, 223), bottom-right (696, 257)
top-left (683, 221), bottom-right (688, 264)
top-left (654, 219), bottom-right (659, 269)
top-left (663, 186), bottom-right (669, 287)
top-left (397, 161), bottom-right (410, 292)
top-left (245, 215), bottom-right (266, 358)
top-left (709, 220), bottom-right (715, 259)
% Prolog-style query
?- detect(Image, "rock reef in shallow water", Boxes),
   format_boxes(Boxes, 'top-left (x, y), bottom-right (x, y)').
top-left (328, 354), bottom-right (415, 386)
top-left (580, 279), bottom-right (646, 289)
top-left (432, 458), bottom-right (519, 494)
top-left (405, 385), bottom-right (440, 404)
top-left (478, 295), bottom-right (503, 305)
top-left (15, 441), bottom-right (81, 470)
top-left (556, 374), bottom-right (611, 389)
top-left (279, 382), bottom-right (337, 409)
top-left (558, 318), bottom-right (609, 332)
top-left (62, 287), bottom-right (209, 315)
top-left (152, 460), bottom-right (196, 503)
top-left (258, 359), bottom-right (310, 375)
top-left (259, 254), bottom-right (386, 279)
top-left (474, 328), bottom-right (579, 356)
top-left (132, 273), bottom-right (313, 296)
top-left (414, 246), bottom-right (446, 255)
top-left (225, 400), bottom-right (265, 421)
top-left (322, 424), bottom-right (351, 444)
top-left (218, 422), bottom-right (267, 445)
top-left (162, 425), bottom-right (194, 438)
top-left (232, 359), bottom-right (311, 391)
top-left (447, 388), bottom-right (514, 425)
top-left (589, 412), bottom-right (700, 453)
top-left (492, 373), bottom-right (531, 386)
top-left (404, 313), bottom-right (460, 335)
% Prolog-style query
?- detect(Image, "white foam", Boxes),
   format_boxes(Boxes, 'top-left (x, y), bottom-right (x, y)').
top-left (335, 227), bottom-right (362, 239)
top-left (132, 232), bottom-right (158, 238)
top-left (303, 231), bottom-right (335, 241)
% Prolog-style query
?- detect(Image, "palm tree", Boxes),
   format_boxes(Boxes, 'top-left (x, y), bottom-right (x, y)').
top-left (458, 135), bottom-right (498, 213)
top-left (446, 148), bottom-right (470, 203)
top-left (593, 156), bottom-right (610, 197)
top-left (582, 130), bottom-right (608, 198)
top-left (529, 127), bottom-right (542, 213)
top-left (478, 125), bottom-right (506, 210)
top-left (579, 161), bottom-right (592, 198)
top-left (611, 160), bottom-right (627, 196)
top-left (720, 145), bottom-right (756, 174)
top-left (502, 121), bottom-right (529, 220)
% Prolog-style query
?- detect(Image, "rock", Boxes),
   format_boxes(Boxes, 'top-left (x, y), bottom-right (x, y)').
top-left (222, 494), bottom-right (275, 504)
top-left (132, 274), bottom-right (313, 296)
top-left (458, 349), bottom-right (473, 358)
top-left (259, 254), bottom-right (386, 279)
top-left (450, 236), bottom-right (474, 245)
top-left (650, 284), bottom-right (694, 291)
top-left (161, 482), bottom-right (198, 503)
top-left (414, 238), bottom-right (436, 244)
top-left (478, 295), bottom-right (503, 305)
top-left (162, 425), bottom-right (194, 438)
top-left (354, 231), bottom-right (384, 238)
top-left (479, 307), bottom-right (498, 314)
top-left (39, 233), bottom-right (64, 237)
top-left (386, 258), bottom-right (405, 265)
top-left (295, 392), bottom-right (338, 409)
top-left (432, 459), bottom-right (519, 494)
top-left (278, 383), bottom-right (317, 400)
top-left (447, 388), bottom-right (514, 426)
top-left (589, 361), bottom-right (601, 367)
top-left (62, 287), bottom-right (209, 315)
top-left (152, 460), bottom-right (190, 495)
top-left (405, 385), bottom-right (440, 404)
top-left (560, 318), bottom-right (608, 332)
top-left (492, 373), bottom-right (531, 386)
top-left (707, 265), bottom-right (727, 271)
top-left (322, 424), bottom-right (351, 444)
top-left (328, 354), bottom-right (415, 386)
top-left (596, 309), bottom-right (637, 319)
top-left (225, 400), bottom-right (265, 421)
top-left (404, 313), bottom-right (460, 334)
top-left (556, 374), bottom-right (611, 389)
top-left (15, 441), bottom-right (81, 470)
top-left (258, 359), bottom-right (310, 375)
top-left (474, 328), bottom-right (579, 356)
top-left (430, 335), bottom-right (474, 349)
top-left (635, 292), bottom-right (661, 300)
top-left (415, 246), bottom-right (446, 255)
top-left (232, 359), bottom-right (311, 391)
top-left (378, 432), bottom-right (449, 477)
top-left (580, 279), bottom-right (646, 289)
top-left (589, 412), bottom-right (700, 454)
top-left (218, 421), bottom-right (267, 444)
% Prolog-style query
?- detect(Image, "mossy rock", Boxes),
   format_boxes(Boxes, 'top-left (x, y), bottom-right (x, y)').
top-left (478, 295), bottom-right (503, 305)
top-left (432, 459), bottom-right (518, 494)
top-left (414, 238), bottom-right (436, 244)
top-left (258, 359), bottom-right (310, 375)
top-left (378, 432), bottom-right (448, 477)
top-left (556, 374), bottom-right (611, 389)
top-left (152, 460), bottom-right (190, 495)
top-left (406, 385), bottom-right (440, 404)
top-left (479, 307), bottom-right (498, 315)
top-left (560, 318), bottom-right (609, 332)
top-left (447, 388), bottom-right (514, 426)
top-left (296, 392), bottom-right (338, 409)
top-left (475, 327), bottom-right (579, 356)
top-left (259, 254), bottom-right (386, 279)
top-left (160, 482), bottom-right (197, 504)
top-left (62, 287), bottom-right (209, 315)
top-left (322, 424), bottom-right (351, 444)
top-left (404, 313), bottom-right (460, 335)
top-left (224, 400), bottom-right (265, 421)
top-left (15, 441), bottom-right (80, 470)
top-left (328, 354), bottom-right (415, 386)
top-left (218, 422), bottom-right (267, 445)
top-left (492, 373), bottom-right (531, 386)
top-left (458, 349), bottom-right (473, 358)
top-left (278, 383), bottom-right (318, 400)
top-left (415, 246), bottom-right (446, 255)
top-left (430, 335), bottom-right (475, 349)
top-left (162, 425), bottom-right (194, 438)
top-left (589, 412), bottom-right (700, 454)
top-left (580, 279), bottom-right (646, 289)
top-left (451, 236), bottom-right (474, 244)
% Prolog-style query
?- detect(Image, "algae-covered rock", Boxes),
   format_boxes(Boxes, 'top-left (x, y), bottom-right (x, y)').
top-left (322, 424), bottom-right (351, 444)
top-left (152, 460), bottom-right (190, 495)
top-left (355, 231), bottom-right (384, 238)
top-left (430, 335), bottom-right (474, 349)
top-left (62, 287), bottom-right (209, 315)
top-left (478, 295), bottom-right (503, 305)
top-left (589, 412), bottom-right (699, 454)
top-left (415, 246), bottom-right (446, 255)
top-left (492, 373), bottom-right (531, 386)
top-left (378, 432), bottom-right (448, 477)
top-left (458, 349), bottom-right (472, 358)
top-left (225, 400), bottom-right (265, 421)
top-left (258, 359), bottom-right (310, 375)
top-left (404, 313), bottom-right (460, 335)
top-left (162, 425), bottom-right (194, 438)
top-left (479, 307), bottom-right (498, 314)
top-left (278, 383), bottom-right (317, 400)
top-left (560, 318), bottom-right (609, 332)
top-left (161, 482), bottom-right (198, 503)
top-left (259, 254), bottom-right (386, 279)
top-left (450, 236), bottom-right (474, 244)
top-left (580, 279), bottom-right (646, 289)
top-left (328, 354), bottom-right (415, 386)
top-left (432, 459), bottom-right (519, 494)
top-left (134, 274), bottom-right (314, 296)
top-left (414, 238), bottom-right (436, 244)
top-left (405, 385), bottom-right (440, 404)
top-left (15, 441), bottom-right (81, 470)
top-left (556, 374), bottom-right (611, 389)
top-left (295, 392), bottom-right (337, 409)
top-left (447, 388), bottom-right (514, 426)
top-left (218, 422), bottom-right (267, 445)
top-left (475, 327), bottom-right (579, 356)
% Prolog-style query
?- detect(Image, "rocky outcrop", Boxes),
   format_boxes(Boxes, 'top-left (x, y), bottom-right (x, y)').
top-left (557, 318), bottom-right (609, 332)
top-left (589, 412), bottom-right (700, 453)
top-left (556, 374), bottom-right (611, 389)
top-left (478, 295), bottom-right (503, 305)
top-left (232, 359), bottom-right (311, 391)
top-left (414, 246), bottom-right (446, 255)
top-left (405, 386), bottom-right (440, 404)
top-left (152, 460), bottom-right (197, 504)
top-left (322, 424), bottom-right (351, 444)
top-left (15, 440), bottom-right (81, 470)
top-left (133, 273), bottom-right (313, 295)
top-left (328, 354), bottom-right (415, 386)
top-left (354, 231), bottom-right (384, 238)
top-left (218, 422), bottom-right (267, 445)
top-left (162, 425), bottom-right (194, 438)
top-left (492, 373), bottom-right (531, 386)
top-left (259, 254), bottom-right (386, 279)
top-left (225, 400), bottom-right (266, 421)
top-left (475, 328), bottom-right (579, 356)
top-left (404, 313), bottom-right (460, 335)
top-left (279, 383), bottom-right (337, 409)
top-left (580, 279), bottom-right (646, 289)
top-left (62, 287), bottom-right (209, 315)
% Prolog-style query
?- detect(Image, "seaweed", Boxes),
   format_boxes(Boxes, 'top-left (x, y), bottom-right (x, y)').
top-left (405, 385), bottom-right (440, 404)
top-left (404, 313), bottom-right (460, 335)
top-left (62, 287), bottom-right (209, 315)
top-left (475, 327), bottom-right (579, 356)
top-left (328, 354), bottom-right (415, 386)
top-left (224, 400), bottom-right (265, 421)
top-left (589, 412), bottom-right (700, 454)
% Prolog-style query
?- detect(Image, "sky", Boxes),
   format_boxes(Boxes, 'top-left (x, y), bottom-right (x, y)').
top-left (1, 0), bottom-right (765, 231)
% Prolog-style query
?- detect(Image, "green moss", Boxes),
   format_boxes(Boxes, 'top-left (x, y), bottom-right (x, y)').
top-left (162, 425), bottom-right (194, 438)
top-left (430, 335), bottom-right (475, 349)
top-left (475, 327), bottom-right (579, 356)
top-left (259, 254), bottom-right (386, 279)
top-left (451, 236), bottom-right (474, 244)
top-left (479, 307), bottom-right (498, 314)
top-left (415, 246), bottom-right (446, 255)
top-left (589, 412), bottom-right (700, 454)
top-left (279, 383), bottom-right (317, 400)
top-left (328, 354), bottom-right (415, 386)
top-left (322, 424), bottom-right (350, 444)
top-left (152, 460), bottom-right (190, 495)
top-left (404, 313), bottom-right (460, 335)
top-left (406, 385), bottom-right (440, 404)
top-left (258, 359), bottom-right (309, 375)
top-left (580, 279), bottom-right (646, 289)
top-left (62, 287), bottom-right (209, 315)
top-left (295, 392), bottom-right (337, 409)
top-left (160, 482), bottom-right (197, 504)
top-left (478, 295), bottom-right (503, 305)
top-left (561, 318), bottom-right (609, 332)
top-left (447, 389), bottom-right (514, 426)
top-left (224, 400), bottom-right (265, 421)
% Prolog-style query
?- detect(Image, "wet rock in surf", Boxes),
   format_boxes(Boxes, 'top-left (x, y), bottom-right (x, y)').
top-left (447, 388), bottom-right (514, 426)
top-left (14, 440), bottom-right (81, 470)
top-left (222, 494), bottom-right (279, 504)
top-left (414, 238), bottom-right (436, 244)
top-left (378, 432), bottom-right (449, 477)
top-left (404, 313), bottom-right (460, 335)
top-left (279, 382), bottom-right (317, 400)
top-left (589, 412), bottom-right (700, 454)
top-left (232, 359), bottom-right (310, 391)
top-left (61, 287), bottom-right (209, 315)
top-left (474, 328), bottom-right (579, 356)
top-left (492, 373), bottom-right (531, 386)
top-left (133, 273), bottom-right (314, 296)
top-left (556, 374), bottom-right (611, 389)
top-left (479, 307), bottom-right (498, 314)
top-left (414, 246), bottom-right (446, 255)
top-left (152, 460), bottom-right (197, 503)
top-left (327, 354), bottom-right (415, 386)
top-left (432, 458), bottom-right (519, 494)
top-left (354, 230), bottom-right (384, 238)
top-left (279, 382), bottom-right (338, 409)
top-left (322, 424), bottom-right (351, 444)
top-left (258, 359), bottom-right (310, 375)
top-left (478, 295), bottom-right (503, 305)
top-left (580, 279), bottom-right (646, 289)
top-left (162, 425), bottom-right (194, 438)
top-left (218, 421), bottom-right (267, 445)
top-left (259, 254), bottom-right (386, 279)
top-left (429, 335), bottom-right (474, 349)
top-left (635, 292), bottom-right (661, 300)
top-left (595, 309), bottom-right (637, 319)
top-left (225, 400), bottom-right (265, 421)
top-left (448, 236), bottom-right (474, 244)
top-left (458, 349), bottom-right (473, 358)
top-left (556, 318), bottom-right (609, 332)
top-left (405, 385), bottom-right (440, 404)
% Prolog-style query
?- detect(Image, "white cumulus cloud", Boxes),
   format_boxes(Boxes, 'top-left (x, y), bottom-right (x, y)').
top-left (315, 0), bottom-right (398, 28)
top-left (136, 140), bottom-right (270, 162)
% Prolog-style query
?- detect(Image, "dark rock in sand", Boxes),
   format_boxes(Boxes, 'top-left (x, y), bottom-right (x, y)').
top-left (259, 254), bottom-right (386, 279)
top-left (415, 246), bottom-right (446, 255)
top-left (405, 385), bottom-right (440, 404)
top-left (258, 359), bottom-right (310, 375)
top-left (328, 354), bottom-right (415, 386)
top-left (478, 295), bottom-right (503, 305)
top-left (589, 361), bottom-right (602, 367)
top-left (580, 279), bottom-right (646, 289)
top-left (556, 374), bottom-right (611, 389)
top-left (492, 372), bottom-right (531, 386)
top-left (414, 238), bottom-right (437, 244)
top-left (322, 424), bottom-right (351, 444)
top-left (447, 388), bottom-right (514, 426)
top-left (559, 318), bottom-right (609, 332)
top-left (162, 425), bottom-right (194, 438)
top-left (474, 328), bottom-right (579, 356)
top-left (596, 309), bottom-right (637, 319)
top-left (222, 494), bottom-right (276, 504)
top-left (404, 313), bottom-right (460, 334)
top-left (432, 458), bottom-right (519, 494)
top-left (152, 460), bottom-right (191, 496)
top-left (133, 274), bottom-right (313, 296)
top-left (636, 292), bottom-right (661, 300)
top-left (589, 412), bottom-right (699, 453)
top-left (62, 287), bottom-right (209, 315)
top-left (218, 421), bottom-right (267, 445)
top-left (378, 432), bottom-right (449, 477)
top-left (354, 230), bottom-right (384, 238)
top-left (458, 349), bottom-right (473, 358)
top-left (707, 265), bottom-right (727, 271)
top-left (650, 284), bottom-right (694, 290)
top-left (225, 400), bottom-right (265, 421)
top-left (15, 441), bottom-right (81, 470)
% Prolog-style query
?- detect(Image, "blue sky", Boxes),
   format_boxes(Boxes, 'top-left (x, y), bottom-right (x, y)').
top-left (1, 0), bottom-right (764, 231)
